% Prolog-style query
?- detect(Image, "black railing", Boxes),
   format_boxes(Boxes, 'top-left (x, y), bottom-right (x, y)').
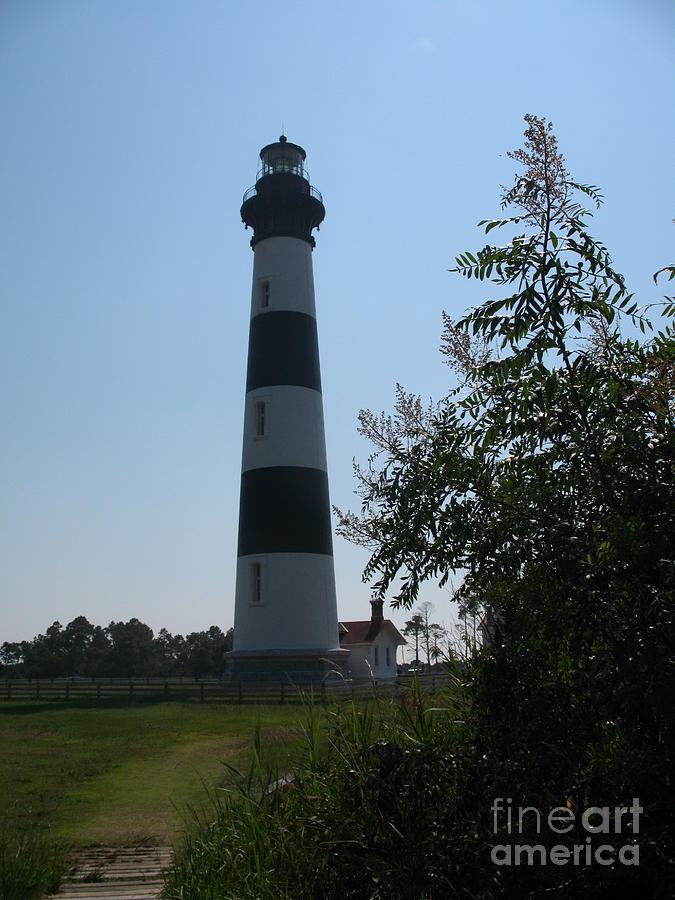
top-left (242, 182), bottom-right (323, 206)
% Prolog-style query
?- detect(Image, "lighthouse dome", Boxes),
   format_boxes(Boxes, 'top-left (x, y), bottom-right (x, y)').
top-left (258, 136), bottom-right (307, 181)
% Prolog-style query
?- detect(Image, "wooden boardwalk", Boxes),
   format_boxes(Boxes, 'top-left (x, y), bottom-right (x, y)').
top-left (47, 846), bottom-right (172, 900)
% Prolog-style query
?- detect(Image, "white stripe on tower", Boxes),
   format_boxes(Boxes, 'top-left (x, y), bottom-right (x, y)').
top-left (232, 138), bottom-right (340, 659)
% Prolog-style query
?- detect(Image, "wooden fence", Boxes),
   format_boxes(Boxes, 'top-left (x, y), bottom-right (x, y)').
top-left (0, 673), bottom-right (448, 704)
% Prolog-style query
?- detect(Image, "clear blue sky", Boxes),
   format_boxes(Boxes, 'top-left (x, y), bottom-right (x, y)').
top-left (1, 0), bottom-right (673, 646)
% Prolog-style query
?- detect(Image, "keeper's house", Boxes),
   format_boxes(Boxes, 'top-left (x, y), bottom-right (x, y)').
top-left (339, 600), bottom-right (406, 682)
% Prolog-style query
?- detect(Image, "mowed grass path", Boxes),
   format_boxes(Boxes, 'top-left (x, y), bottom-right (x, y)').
top-left (0, 699), bottom-right (306, 847)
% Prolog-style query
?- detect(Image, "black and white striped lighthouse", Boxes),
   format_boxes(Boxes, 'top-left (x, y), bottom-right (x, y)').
top-left (229, 136), bottom-right (347, 681)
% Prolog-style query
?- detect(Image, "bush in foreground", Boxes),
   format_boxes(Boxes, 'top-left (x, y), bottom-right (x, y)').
top-left (162, 670), bottom-right (673, 899)
top-left (0, 827), bottom-right (66, 900)
top-left (162, 678), bottom-right (478, 900)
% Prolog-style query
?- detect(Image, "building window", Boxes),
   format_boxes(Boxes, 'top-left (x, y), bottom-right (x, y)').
top-left (255, 400), bottom-right (266, 437)
top-left (386, 646), bottom-right (390, 667)
top-left (374, 646), bottom-right (379, 667)
top-left (260, 281), bottom-right (270, 308)
top-left (251, 562), bottom-right (262, 603)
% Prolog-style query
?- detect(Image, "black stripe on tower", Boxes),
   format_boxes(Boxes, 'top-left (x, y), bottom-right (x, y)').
top-left (246, 311), bottom-right (322, 393)
top-left (237, 467), bottom-right (333, 557)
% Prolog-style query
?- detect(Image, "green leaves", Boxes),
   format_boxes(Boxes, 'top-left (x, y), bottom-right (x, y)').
top-left (338, 116), bottom-right (674, 643)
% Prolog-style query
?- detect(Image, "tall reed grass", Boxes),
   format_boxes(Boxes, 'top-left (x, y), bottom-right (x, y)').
top-left (162, 671), bottom-right (471, 899)
top-left (0, 824), bottom-right (66, 900)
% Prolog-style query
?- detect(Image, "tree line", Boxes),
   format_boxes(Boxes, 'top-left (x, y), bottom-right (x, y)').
top-left (0, 616), bottom-right (233, 679)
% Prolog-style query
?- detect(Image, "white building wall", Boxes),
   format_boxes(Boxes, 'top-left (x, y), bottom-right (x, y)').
top-left (347, 645), bottom-right (371, 681)
top-left (370, 631), bottom-right (398, 680)
top-left (347, 631), bottom-right (400, 682)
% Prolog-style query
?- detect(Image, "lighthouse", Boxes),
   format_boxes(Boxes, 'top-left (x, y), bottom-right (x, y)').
top-left (229, 136), bottom-right (347, 681)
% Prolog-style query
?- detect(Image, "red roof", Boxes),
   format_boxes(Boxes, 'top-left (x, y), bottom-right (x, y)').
top-left (339, 619), bottom-right (381, 645)
top-left (338, 619), bottom-right (406, 646)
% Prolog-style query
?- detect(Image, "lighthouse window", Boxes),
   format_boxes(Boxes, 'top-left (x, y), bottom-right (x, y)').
top-left (251, 562), bottom-right (262, 603)
top-left (374, 646), bottom-right (379, 668)
top-left (260, 281), bottom-right (271, 308)
top-left (255, 400), bottom-right (266, 437)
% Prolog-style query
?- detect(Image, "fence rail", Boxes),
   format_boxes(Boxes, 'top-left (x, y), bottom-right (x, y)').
top-left (0, 673), bottom-right (448, 704)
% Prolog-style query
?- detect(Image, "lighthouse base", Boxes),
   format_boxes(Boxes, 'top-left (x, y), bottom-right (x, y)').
top-left (225, 648), bottom-right (351, 685)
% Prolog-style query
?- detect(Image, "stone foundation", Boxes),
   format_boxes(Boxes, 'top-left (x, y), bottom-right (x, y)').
top-left (225, 648), bottom-right (350, 684)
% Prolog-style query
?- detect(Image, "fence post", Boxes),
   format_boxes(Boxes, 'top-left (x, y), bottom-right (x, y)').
top-left (238, 680), bottom-right (243, 704)
top-left (65, 682), bottom-right (70, 700)
top-left (129, 681), bottom-right (133, 701)
top-left (7, 681), bottom-right (11, 700)
top-left (280, 680), bottom-right (285, 704)
top-left (97, 683), bottom-right (101, 701)
top-left (164, 681), bottom-right (169, 699)
top-left (36, 682), bottom-right (40, 700)
top-left (200, 681), bottom-right (204, 703)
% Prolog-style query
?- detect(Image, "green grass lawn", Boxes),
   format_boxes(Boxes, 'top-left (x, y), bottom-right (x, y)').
top-left (0, 698), bottom-right (306, 847)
